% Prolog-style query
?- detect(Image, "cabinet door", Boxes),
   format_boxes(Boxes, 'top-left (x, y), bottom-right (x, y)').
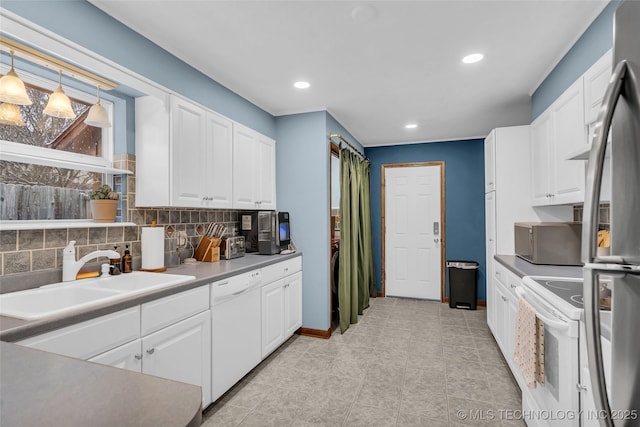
top-left (530, 111), bottom-right (553, 205)
top-left (171, 96), bottom-right (207, 207)
top-left (551, 79), bottom-right (586, 204)
top-left (584, 50), bottom-right (613, 125)
top-left (89, 339), bottom-right (143, 373)
top-left (484, 130), bottom-right (496, 193)
top-left (256, 135), bottom-right (276, 210)
top-left (284, 272), bottom-right (302, 337)
top-left (142, 310), bottom-right (212, 407)
top-left (261, 279), bottom-right (285, 358)
top-left (233, 124), bottom-right (258, 210)
top-left (205, 111), bottom-right (233, 209)
top-left (485, 193), bottom-right (496, 331)
top-left (494, 281), bottom-right (509, 355)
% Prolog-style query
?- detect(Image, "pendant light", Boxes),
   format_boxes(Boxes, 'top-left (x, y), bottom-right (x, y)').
top-left (0, 103), bottom-right (26, 126)
top-left (44, 70), bottom-right (76, 119)
top-left (84, 85), bottom-right (111, 128)
top-left (0, 50), bottom-right (32, 105)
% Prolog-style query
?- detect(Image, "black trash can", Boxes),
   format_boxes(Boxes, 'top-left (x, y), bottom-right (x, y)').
top-left (447, 261), bottom-right (479, 310)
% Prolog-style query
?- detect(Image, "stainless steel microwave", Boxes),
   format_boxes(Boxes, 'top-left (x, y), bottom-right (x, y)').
top-left (514, 222), bottom-right (582, 266)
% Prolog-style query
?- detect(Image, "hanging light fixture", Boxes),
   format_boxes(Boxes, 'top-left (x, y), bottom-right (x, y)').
top-left (0, 102), bottom-right (26, 126)
top-left (84, 85), bottom-right (111, 128)
top-left (43, 70), bottom-right (76, 119)
top-left (0, 50), bottom-right (32, 105)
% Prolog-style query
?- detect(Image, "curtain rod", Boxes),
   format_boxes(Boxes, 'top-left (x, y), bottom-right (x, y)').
top-left (0, 36), bottom-right (118, 90)
top-left (328, 133), bottom-right (367, 160)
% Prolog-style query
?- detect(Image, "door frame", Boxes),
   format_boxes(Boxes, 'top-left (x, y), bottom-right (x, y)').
top-left (381, 161), bottom-right (446, 301)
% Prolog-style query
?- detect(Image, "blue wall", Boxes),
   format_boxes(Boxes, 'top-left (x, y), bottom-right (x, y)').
top-left (275, 111), bottom-right (330, 331)
top-left (366, 139), bottom-right (487, 300)
top-left (531, 1), bottom-right (619, 119)
top-left (2, 0), bottom-right (276, 140)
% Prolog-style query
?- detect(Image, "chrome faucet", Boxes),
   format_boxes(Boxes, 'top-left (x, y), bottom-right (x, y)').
top-left (62, 240), bottom-right (120, 282)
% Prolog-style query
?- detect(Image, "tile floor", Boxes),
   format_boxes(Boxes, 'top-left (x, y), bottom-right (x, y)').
top-left (202, 297), bottom-right (524, 426)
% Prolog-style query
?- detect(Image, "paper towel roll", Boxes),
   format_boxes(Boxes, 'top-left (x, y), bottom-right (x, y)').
top-left (141, 226), bottom-right (165, 270)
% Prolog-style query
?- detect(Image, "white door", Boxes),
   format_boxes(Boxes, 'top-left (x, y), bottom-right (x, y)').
top-left (142, 310), bottom-right (212, 407)
top-left (256, 135), bottom-right (276, 210)
top-left (385, 164), bottom-right (442, 300)
top-left (233, 124), bottom-right (257, 209)
top-left (89, 339), bottom-right (143, 373)
top-left (284, 272), bottom-right (303, 336)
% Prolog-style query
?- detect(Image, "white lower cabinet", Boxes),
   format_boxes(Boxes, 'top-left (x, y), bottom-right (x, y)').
top-left (89, 339), bottom-right (142, 372)
top-left (143, 310), bottom-right (211, 406)
top-left (90, 310), bottom-right (212, 407)
top-left (18, 307), bottom-right (140, 360)
top-left (261, 271), bottom-right (303, 358)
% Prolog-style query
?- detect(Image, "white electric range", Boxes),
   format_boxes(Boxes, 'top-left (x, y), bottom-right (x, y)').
top-left (518, 276), bottom-right (584, 427)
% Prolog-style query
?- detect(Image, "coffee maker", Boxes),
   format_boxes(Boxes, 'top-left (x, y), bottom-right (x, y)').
top-left (258, 211), bottom-right (290, 255)
top-left (241, 211), bottom-right (290, 254)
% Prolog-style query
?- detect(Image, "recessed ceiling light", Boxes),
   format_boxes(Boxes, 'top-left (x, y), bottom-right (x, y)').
top-left (405, 123), bottom-right (418, 129)
top-left (462, 53), bottom-right (484, 64)
top-left (294, 81), bottom-right (310, 89)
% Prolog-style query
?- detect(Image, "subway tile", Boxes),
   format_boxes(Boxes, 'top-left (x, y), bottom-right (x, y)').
top-left (131, 241), bottom-right (142, 257)
top-left (4, 251), bottom-right (30, 274)
top-left (44, 229), bottom-right (67, 248)
top-left (107, 227), bottom-right (124, 243)
top-left (18, 230), bottom-right (44, 250)
top-left (124, 226), bottom-right (139, 242)
top-left (128, 209), bottom-right (145, 225)
top-left (126, 176), bottom-right (136, 195)
top-left (169, 210), bottom-right (180, 224)
top-left (77, 245), bottom-right (99, 259)
top-left (0, 230), bottom-right (17, 252)
top-left (158, 210), bottom-right (171, 225)
top-left (68, 228), bottom-right (88, 246)
top-left (199, 211), bottom-right (208, 223)
top-left (190, 211), bottom-right (200, 223)
top-left (145, 210), bottom-right (158, 225)
top-left (32, 249), bottom-right (56, 271)
top-left (89, 227), bottom-right (107, 244)
top-left (180, 211), bottom-right (190, 224)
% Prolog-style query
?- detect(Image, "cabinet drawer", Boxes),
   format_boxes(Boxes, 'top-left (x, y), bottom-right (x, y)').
top-left (141, 285), bottom-right (209, 336)
top-left (261, 257), bottom-right (302, 284)
top-left (506, 272), bottom-right (523, 300)
top-left (493, 261), bottom-right (507, 286)
top-left (18, 307), bottom-right (140, 360)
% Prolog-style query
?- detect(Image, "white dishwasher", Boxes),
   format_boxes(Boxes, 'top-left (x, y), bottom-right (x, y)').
top-left (210, 269), bottom-right (262, 402)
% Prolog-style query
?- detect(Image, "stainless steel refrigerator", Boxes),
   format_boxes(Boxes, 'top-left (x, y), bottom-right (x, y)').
top-left (582, 1), bottom-right (640, 426)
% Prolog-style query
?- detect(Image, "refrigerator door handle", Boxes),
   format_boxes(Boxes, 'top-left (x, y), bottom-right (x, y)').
top-left (583, 268), bottom-right (614, 427)
top-left (582, 60), bottom-right (632, 427)
top-left (582, 59), bottom-right (628, 264)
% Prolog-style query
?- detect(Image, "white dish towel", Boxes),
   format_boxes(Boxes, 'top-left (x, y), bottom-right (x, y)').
top-left (513, 297), bottom-right (545, 388)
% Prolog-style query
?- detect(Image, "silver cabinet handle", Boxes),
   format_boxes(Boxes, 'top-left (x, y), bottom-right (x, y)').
top-left (576, 383), bottom-right (588, 392)
top-left (510, 284), bottom-right (517, 289)
top-left (134, 354), bottom-right (142, 360)
top-left (146, 348), bottom-right (155, 355)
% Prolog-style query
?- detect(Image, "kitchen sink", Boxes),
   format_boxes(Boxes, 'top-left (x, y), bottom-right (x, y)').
top-left (0, 272), bottom-right (196, 320)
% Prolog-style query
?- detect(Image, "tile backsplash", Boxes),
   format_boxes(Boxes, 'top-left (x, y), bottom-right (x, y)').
top-left (0, 153), bottom-right (241, 290)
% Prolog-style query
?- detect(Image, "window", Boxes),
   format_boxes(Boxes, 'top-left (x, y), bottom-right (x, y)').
top-left (0, 71), bottom-right (115, 222)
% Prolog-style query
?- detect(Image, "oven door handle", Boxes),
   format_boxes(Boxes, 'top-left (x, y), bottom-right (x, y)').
top-left (515, 287), bottom-right (570, 332)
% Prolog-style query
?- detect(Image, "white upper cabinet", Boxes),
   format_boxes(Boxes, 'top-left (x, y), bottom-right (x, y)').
top-left (551, 79), bottom-right (587, 204)
top-left (170, 96), bottom-right (208, 207)
top-left (531, 79), bottom-right (587, 206)
top-left (583, 50), bottom-right (613, 125)
top-left (233, 124), bottom-right (276, 210)
top-left (136, 94), bottom-right (264, 209)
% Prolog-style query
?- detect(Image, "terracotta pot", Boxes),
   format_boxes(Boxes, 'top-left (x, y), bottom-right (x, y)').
top-left (90, 199), bottom-right (118, 223)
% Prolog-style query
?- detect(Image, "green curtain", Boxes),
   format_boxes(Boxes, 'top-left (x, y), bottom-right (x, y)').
top-left (338, 147), bottom-right (376, 333)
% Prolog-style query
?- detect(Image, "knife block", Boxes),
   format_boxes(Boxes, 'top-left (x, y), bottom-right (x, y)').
top-left (195, 236), bottom-right (221, 262)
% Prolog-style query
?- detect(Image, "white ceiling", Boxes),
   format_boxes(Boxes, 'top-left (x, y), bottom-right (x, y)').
top-left (91, 0), bottom-right (608, 147)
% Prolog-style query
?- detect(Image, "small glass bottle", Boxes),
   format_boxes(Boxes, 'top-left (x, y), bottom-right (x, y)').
top-left (122, 244), bottom-right (133, 273)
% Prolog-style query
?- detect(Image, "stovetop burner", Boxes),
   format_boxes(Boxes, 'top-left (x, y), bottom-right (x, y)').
top-left (532, 278), bottom-right (584, 308)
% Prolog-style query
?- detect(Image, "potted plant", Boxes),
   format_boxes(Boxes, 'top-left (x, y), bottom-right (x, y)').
top-left (89, 184), bottom-right (119, 223)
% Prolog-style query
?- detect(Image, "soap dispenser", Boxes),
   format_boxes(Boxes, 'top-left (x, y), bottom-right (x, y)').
top-left (121, 244), bottom-right (133, 273)
top-left (109, 245), bottom-right (121, 275)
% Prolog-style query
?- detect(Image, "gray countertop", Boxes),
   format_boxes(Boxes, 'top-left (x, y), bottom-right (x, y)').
top-left (0, 342), bottom-right (202, 427)
top-left (495, 254), bottom-right (583, 278)
top-left (0, 252), bottom-right (302, 342)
